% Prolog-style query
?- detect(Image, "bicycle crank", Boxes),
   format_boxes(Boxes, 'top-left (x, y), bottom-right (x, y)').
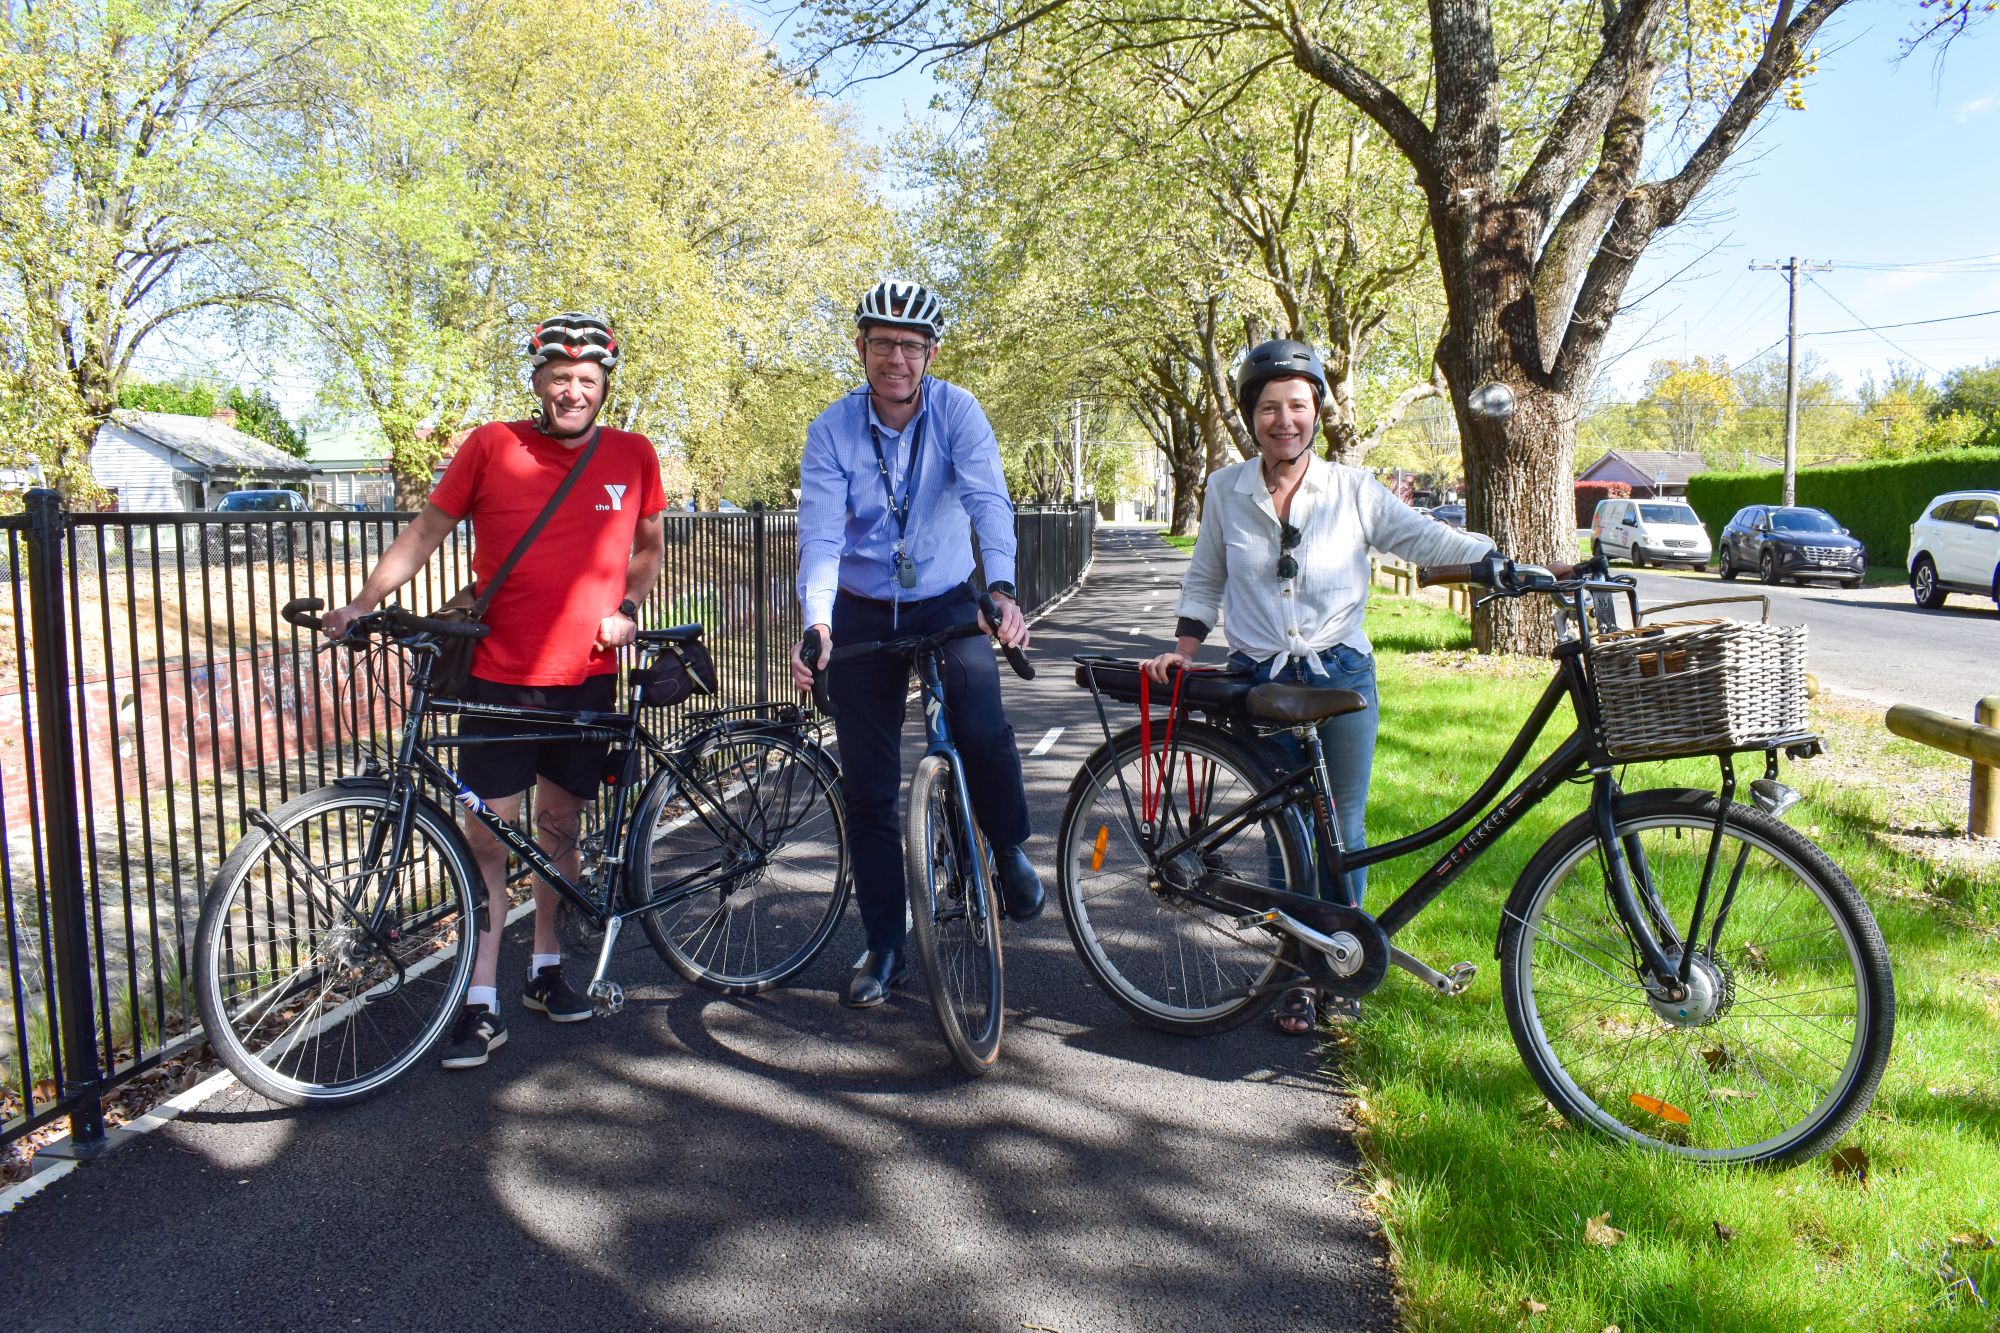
top-left (1225, 888), bottom-right (1390, 999)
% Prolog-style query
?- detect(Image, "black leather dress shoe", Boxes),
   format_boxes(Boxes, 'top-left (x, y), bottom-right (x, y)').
top-left (995, 844), bottom-right (1045, 922)
top-left (843, 949), bottom-right (908, 1009)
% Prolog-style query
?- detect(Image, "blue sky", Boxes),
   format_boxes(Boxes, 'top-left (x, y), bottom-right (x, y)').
top-left (772, 8), bottom-right (2000, 403)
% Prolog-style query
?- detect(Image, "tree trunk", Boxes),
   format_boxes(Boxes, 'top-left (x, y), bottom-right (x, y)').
top-left (1450, 379), bottom-right (1575, 655)
top-left (388, 428), bottom-right (434, 511)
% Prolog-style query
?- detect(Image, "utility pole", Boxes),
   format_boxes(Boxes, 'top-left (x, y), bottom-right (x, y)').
top-left (1070, 399), bottom-right (1084, 503)
top-left (1749, 257), bottom-right (1833, 505)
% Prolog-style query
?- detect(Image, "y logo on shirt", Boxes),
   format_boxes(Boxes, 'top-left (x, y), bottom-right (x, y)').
top-left (597, 484), bottom-right (627, 512)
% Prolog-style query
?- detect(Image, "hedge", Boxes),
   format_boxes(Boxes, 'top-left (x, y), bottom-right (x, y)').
top-left (1685, 448), bottom-right (2000, 569)
top-left (1573, 479), bottom-right (1630, 528)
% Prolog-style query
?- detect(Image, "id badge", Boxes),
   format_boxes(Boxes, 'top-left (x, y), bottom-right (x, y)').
top-left (896, 550), bottom-right (919, 590)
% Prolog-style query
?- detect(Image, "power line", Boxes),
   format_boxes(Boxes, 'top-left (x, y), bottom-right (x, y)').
top-left (1805, 275), bottom-right (1942, 377)
top-left (1827, 250), bottom-right (2000, 272)
top-left (1808, 306), bottom-right (2000, 336)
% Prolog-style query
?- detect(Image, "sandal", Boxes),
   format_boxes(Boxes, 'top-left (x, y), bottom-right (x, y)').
top-left (1275, 986), bottom-right (1317, 1035)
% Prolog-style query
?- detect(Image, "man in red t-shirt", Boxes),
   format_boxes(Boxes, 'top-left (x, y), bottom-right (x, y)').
top-left (324, 313), bottom-right (667, 1069)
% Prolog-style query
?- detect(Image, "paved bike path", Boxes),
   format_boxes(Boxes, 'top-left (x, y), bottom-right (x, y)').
top-left (0, 526), bottom-right (1397, 1333)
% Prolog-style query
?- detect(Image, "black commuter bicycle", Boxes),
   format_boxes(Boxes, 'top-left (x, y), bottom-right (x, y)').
top-left (1058, 553), bottom-right (1893, 1164)
top-left (803, 593), bottom-right (1034, 1075)
top-left (193, 598), bottom-right (849, 1105)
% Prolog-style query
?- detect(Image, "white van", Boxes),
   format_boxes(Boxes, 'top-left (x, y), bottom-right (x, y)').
top-left (1591, 497), bottom-right (1712, 570)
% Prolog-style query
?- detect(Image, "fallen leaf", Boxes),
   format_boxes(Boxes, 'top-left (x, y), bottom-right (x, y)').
top-left (1584, 1212), bottom-right (1625, 1247)
top-left (1743, 942), bottom-right (1769, 967)
top-left (1603, 1326), bottom-right (1622, 1333)
top-left (1700, 1046), bottom-right (1730, 1071)
top-left (1950, 1231), bottom-right (1995, 1250)
top-left (1826, 1145), bottom-right (1870, 1185)
top-left (1708, 1086), bottom-right (1754, 1101)
top-left (1370, 1177), bottom-right (1394, 1202)
top-left (1713, 1221), bottom-right (1737, 1244)
top-left (1520, 1297), bottom-right (1548, 1315)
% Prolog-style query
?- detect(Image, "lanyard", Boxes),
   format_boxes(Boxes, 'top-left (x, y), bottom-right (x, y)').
top-left (867, 413), bottom-right (926, 545)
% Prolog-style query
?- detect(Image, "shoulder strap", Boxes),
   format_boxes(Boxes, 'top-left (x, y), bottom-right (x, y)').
top-left (470, 427), bottom-right (604, 617)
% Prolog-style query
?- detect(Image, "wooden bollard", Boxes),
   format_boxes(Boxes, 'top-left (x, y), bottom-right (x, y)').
top-left (1884, 697), bottom-right (2000, 838)
top-left (1976, 697), bottom-right (2000, 839)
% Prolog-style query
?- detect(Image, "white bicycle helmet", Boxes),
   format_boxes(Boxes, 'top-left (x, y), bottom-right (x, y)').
top-left (854, 280), bottom-right (944, 339)
top-left (527, 313), bottom-right (620, 371)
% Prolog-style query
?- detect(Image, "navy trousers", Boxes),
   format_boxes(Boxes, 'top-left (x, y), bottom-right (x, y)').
top-left (829, 585), bottom-right (1032, 953)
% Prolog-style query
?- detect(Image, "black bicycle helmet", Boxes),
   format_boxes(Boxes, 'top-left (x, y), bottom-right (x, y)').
top-left (1232, 338), bottom-right (1328, 426)
top-left (854, 280), bottom-right (944, 339)
top-left (527, 312), bottom-right (620, 371)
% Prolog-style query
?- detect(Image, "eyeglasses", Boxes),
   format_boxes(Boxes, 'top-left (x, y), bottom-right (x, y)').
top-left (863, 335), bottom-right (933, 360)
top-left (1277, 523), bottom-right (1301, 580)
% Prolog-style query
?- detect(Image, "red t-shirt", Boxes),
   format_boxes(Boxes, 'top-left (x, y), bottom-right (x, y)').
top-left (429, 421), bottom-right (667, 685)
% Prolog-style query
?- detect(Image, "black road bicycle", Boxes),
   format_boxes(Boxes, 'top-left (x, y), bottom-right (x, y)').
top-left (193, 598), bottom-right (849, 1105)
top-left (1058, 555), bottom-right (1893, 1164)
top-left (804, 593), bottom-right (1034, 1075)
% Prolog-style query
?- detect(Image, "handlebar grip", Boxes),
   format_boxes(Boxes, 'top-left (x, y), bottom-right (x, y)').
top-left (282, 597), bottom-right (325, 630)
top-left (978, 592), bottom-right (1034, 680)
top-left (800, 629), bottom-right (834, 717)
top-left (1002, 643), bottom-right (1034, 680)
top-left (1417, 564), bottom-right (1472, 588)
top-left (412, 612), bottom-right (488, 641)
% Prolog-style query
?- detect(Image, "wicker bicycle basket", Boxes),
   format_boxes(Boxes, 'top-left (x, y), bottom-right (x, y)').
top-left (1587, 601), bottom-right (1808, 761)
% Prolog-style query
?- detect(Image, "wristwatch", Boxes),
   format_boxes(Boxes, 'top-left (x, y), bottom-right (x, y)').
top-left (616, 598), bottom-right (638, 619)
top-left (986, 580), bottom-right (1016, 601)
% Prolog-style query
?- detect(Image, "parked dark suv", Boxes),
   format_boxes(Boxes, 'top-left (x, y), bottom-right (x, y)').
top-left (1717, 504), bottom-right (1866, 587)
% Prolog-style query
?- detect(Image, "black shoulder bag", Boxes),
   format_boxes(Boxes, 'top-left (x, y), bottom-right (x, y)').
top-left (431, 429), bottom-right (603, 698)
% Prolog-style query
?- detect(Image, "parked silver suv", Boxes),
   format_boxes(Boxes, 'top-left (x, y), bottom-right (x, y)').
top-left (1907, 490), bottom-right (2000, 610)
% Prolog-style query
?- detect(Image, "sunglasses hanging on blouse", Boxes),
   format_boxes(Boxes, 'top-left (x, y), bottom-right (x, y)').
top-left (1276, 523), bottom-right (1302, 580)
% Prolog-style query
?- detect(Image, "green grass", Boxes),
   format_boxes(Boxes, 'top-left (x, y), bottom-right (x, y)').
top-left (1353, 593), bottom-right (2000, 1330)
top-left (1160, 532), bottom-right (1198, 553)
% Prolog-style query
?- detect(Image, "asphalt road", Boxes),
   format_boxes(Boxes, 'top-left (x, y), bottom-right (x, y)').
top-left (0, 526), bottom-right (1395, 1333)
top-left (1610, 562), bottom-right (1996, 718)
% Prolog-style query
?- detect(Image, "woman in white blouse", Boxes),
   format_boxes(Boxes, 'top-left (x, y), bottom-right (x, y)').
top-left (1143, 339), bottom-right (1494, 1032)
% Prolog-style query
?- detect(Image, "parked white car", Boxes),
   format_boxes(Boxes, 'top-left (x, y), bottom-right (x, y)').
top-left (1590, 497), bottom-right (1712, 569)
top-left (1907, 490), bottom-right (2000, 610)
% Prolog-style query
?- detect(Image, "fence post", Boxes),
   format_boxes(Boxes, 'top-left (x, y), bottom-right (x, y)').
top-left (22, 488), bottom-right (106, 1156)
top-left (751, 502), bottom-right (769, 702)
top-left (1974, 697), bottom-right (2000, 838)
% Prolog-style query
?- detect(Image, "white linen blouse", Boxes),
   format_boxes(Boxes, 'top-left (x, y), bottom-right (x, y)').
top-left (1174, 455), bottom-right (1495, 672)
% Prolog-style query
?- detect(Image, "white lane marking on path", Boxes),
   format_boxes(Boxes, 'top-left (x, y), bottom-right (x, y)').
top-left (1029, 727), bottom-right (1064, 756)
top-left (1129, 626), bottom-right (1144, 635)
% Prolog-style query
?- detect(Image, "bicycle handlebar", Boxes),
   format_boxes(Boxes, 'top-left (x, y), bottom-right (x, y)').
top-left (281, 597), bottom-right (489, 643)
top-left (1417, 551), bottom-right (1613, 596)
top-left (799, 596), bottom-right (1035, 721)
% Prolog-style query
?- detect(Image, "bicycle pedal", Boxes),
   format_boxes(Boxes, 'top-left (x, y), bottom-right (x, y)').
top-left (1234, 910), bottom-right (1282, 931)
top-left (1442, 962), bottom-right (1477, 995)
top-left (587, 979), bottom-right (625, 1016)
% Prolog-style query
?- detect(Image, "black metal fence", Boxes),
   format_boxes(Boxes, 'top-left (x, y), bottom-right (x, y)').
top-left (1, 493), bottom-right (1094, 1156)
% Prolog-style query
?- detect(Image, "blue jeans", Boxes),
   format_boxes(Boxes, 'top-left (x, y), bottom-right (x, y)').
top-left (1231, 645), bottom-right (1379, 908)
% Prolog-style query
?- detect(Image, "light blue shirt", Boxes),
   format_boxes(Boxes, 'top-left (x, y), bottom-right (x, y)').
top-left (796, 377), bottom-right (1019, 627)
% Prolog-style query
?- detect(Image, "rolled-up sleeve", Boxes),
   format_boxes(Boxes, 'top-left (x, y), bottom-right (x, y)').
top-left (796, 415), bottom-right (846, 627)
top-left (949, 395), bottom-right (1017, 589)
top-left (1175, 484), bottom-right (1228, 627)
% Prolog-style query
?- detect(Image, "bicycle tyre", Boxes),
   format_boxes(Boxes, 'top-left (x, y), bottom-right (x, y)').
top-left (1056, 718), bottom-right (1312, 1035)
top-left (1498, 787), bottom-right (1894, 1164)
top-left (194, 783), bottom-right (479, 1106)
top-left (625, 725), bottom-right (849, 995)
top-left (904, 753), bottom-right (1004, 1075)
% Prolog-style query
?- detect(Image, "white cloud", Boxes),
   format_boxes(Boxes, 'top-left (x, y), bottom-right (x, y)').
top-left (1958, 90), bottom-right (2000, 122)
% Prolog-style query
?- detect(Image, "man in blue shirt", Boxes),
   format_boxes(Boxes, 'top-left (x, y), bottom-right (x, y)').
top-left (789, 279), bottom-right (1044, 1008)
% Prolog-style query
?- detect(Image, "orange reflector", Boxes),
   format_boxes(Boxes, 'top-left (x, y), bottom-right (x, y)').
top-left (1091, 825), bottom-right (1109, 871)
top-left (1628, 1093), bottom-right (1691, 1126)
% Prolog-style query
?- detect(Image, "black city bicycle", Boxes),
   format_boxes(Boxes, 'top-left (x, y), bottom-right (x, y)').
top-left (193, 598), bottom-right (849, 1105)
top-left (804, 593), bottom-right (1034, 1075)
top-left (1059, 554), bottom-right (1893, 1164)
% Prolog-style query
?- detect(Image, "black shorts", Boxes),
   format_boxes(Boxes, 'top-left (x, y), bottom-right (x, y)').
top-left (455, 675), bottom-right (617, 801)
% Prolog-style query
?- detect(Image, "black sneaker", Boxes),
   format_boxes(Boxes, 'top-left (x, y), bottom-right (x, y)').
top-left (522, 964), bottom-right (593, 1022)
top-left (439, 1005), bottom-right (507, 1069)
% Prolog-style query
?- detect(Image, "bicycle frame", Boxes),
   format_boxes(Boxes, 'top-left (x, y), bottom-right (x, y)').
top-left (909, 639), bottom-right (1000, 923)
top-left (1086, 578), bottom-right (1821, 1001)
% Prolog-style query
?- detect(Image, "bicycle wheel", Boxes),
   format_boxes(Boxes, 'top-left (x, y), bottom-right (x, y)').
top-left (1057, 719), bottom-right (1312, 1035)
top-left (194, 784), bottom-right (478, 1106)
top-left (1498, 788), bottom-right (1894, 1164)
top-left (904, 753), bottom-right (1004, 1074)
top-left (625, 726), bottom-right (849, 994)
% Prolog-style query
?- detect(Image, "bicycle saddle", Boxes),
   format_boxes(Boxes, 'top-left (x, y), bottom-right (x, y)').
top-left (637, 623), bottom-right (703, 644)
top-left (1245, 683), bottom-right (1369, 725)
